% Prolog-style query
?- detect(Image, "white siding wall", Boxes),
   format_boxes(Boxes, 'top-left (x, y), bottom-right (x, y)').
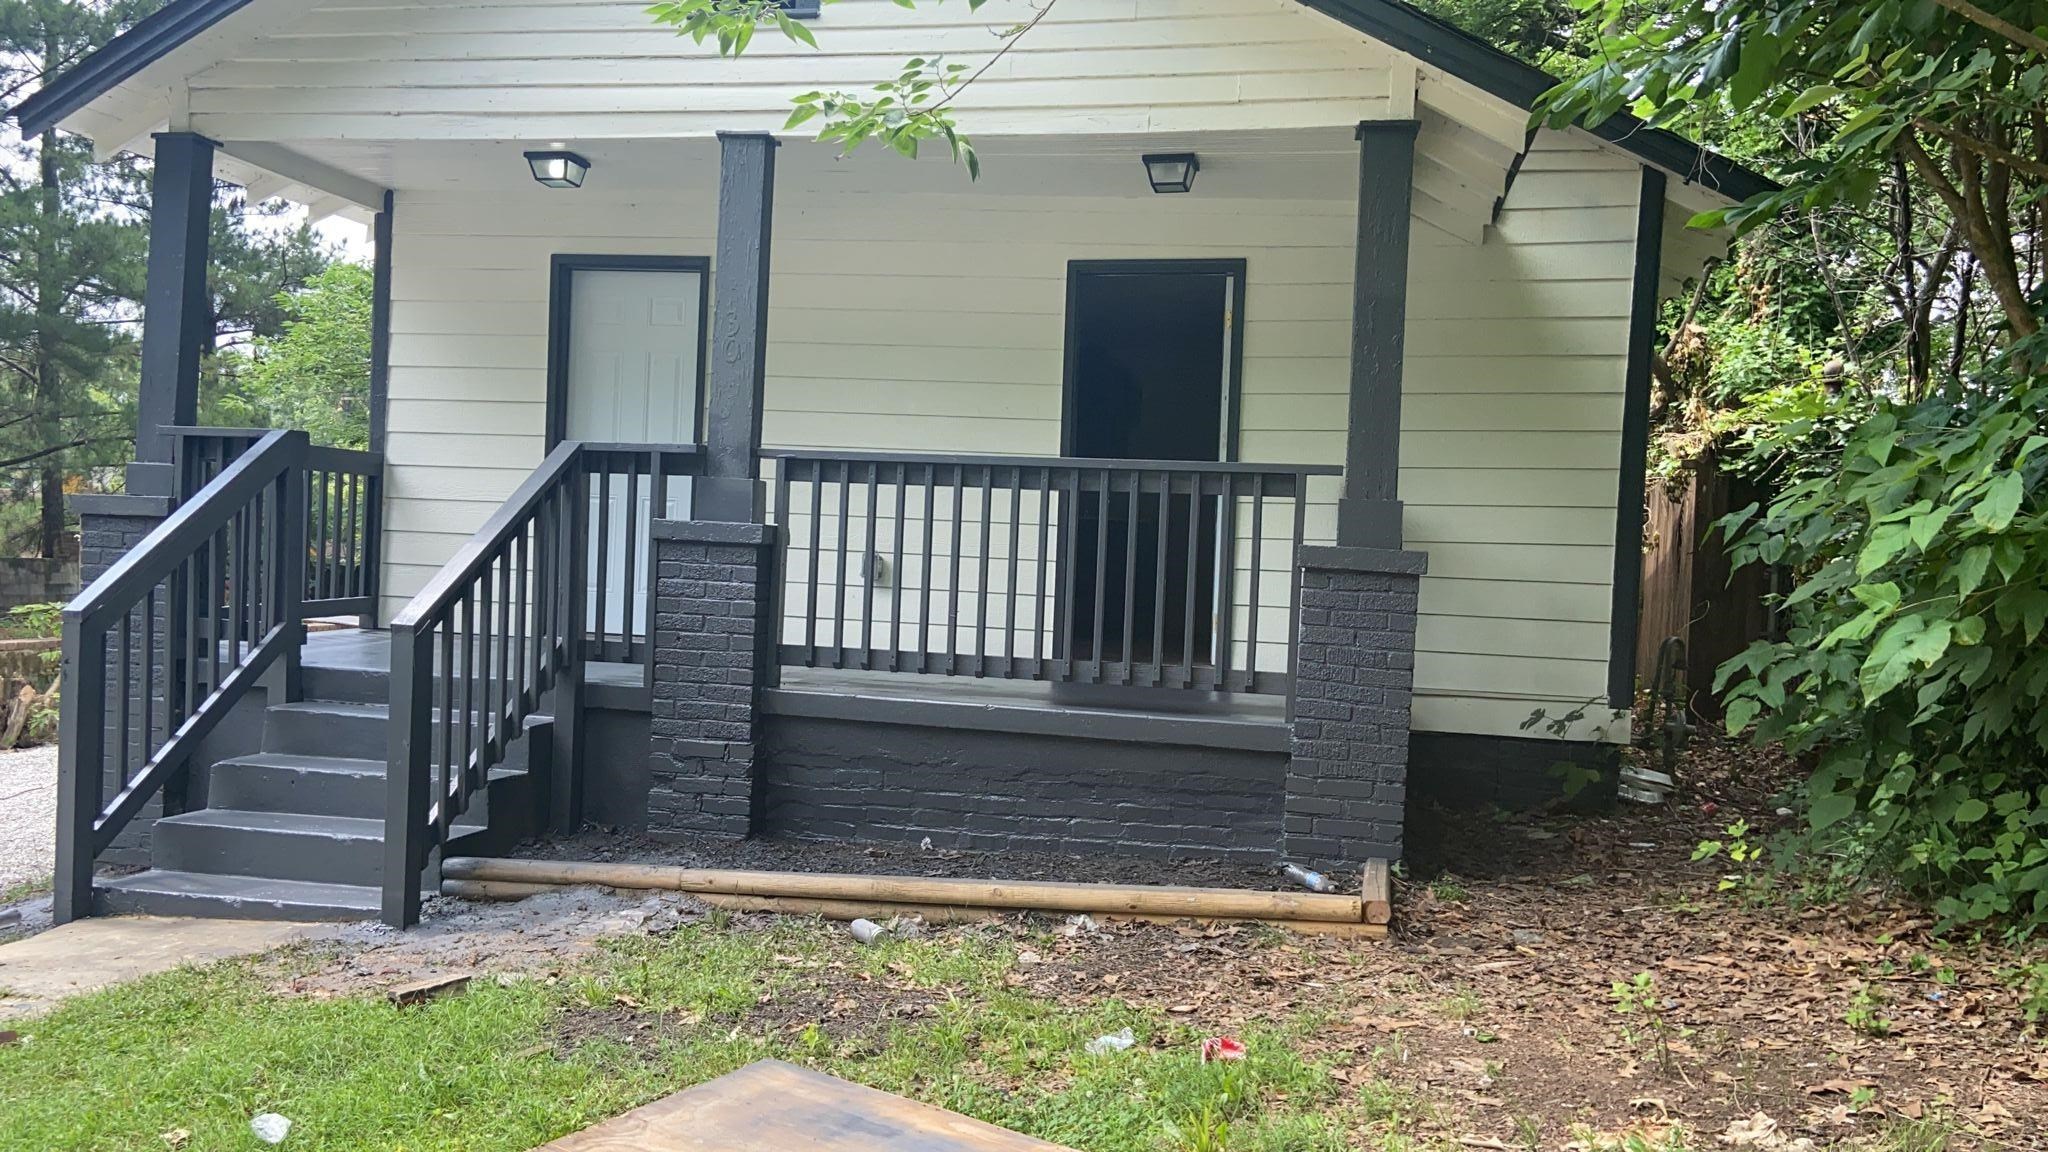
top-left (188, 0), bottom-right (1400, 140)
top-left (384, 129), bottom-right (1645, 739)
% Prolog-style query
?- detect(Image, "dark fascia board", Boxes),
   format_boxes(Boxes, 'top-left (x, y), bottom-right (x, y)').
top-left (9, 0), bottom-right (253, 138)
top-left (15, 0), bottom-right (1777, 207)
top-left (1296, 0), bottom-right (1779, 204)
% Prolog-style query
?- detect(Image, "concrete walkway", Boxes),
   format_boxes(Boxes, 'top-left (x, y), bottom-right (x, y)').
top-left (0, 916), bottom-right (318, 1020)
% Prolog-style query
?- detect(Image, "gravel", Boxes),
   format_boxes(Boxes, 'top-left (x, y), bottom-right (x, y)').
top-left (0, 744), bottom-right (57, 894)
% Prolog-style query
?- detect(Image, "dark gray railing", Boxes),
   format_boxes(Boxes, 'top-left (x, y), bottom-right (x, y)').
top-left (54, 430), bottom-right (310, 922)
top-left (382, 442), bottom-right (698, 927)
top-left (768, 451), bottom-right (1339, 694)
top-left (172, 427), bottom-right (382, 618)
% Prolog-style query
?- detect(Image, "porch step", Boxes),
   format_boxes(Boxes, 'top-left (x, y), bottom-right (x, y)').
top-left (301, 661), bottom-right (390, 705)
top-left (95, 869), bottom-right (382, 921)
top-left (262, 699), bottom-right (390, 756)
top-left (209, 752), bottom-right (388, 819)
top-left (153, 808), bottom-right (387, 887)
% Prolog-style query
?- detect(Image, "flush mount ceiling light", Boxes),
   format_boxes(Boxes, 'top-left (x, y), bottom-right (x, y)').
top-left (1141, 152), bottom-right (1199, 194)
top-left (524, 147), bottom-right (591, 189)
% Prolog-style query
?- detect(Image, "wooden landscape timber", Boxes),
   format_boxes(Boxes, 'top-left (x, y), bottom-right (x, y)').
top-left (439, 857), bottom-right (1392, 938)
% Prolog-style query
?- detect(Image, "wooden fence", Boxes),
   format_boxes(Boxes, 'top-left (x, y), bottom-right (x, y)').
top-left (1636, 457), bottom-right (1779, 721)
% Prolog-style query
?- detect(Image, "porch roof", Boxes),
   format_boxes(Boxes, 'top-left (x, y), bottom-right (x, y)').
top-left (8, 0), bottom-right (1773, 211)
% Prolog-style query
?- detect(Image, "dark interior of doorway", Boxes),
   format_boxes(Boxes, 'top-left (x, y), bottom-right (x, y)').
top-left (1063, 264), bottom-right (1235, 673)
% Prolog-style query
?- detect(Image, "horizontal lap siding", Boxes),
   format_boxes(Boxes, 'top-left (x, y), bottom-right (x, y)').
top-left (383, 135), bottom-right (1640, 739)
top-left (1407, 134), bottom-right (1638, 733)
top-left (189, 0), bottom-right (1396, 139)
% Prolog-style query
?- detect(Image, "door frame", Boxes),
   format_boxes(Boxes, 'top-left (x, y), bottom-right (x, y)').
top-left (1057, 257), bottom-right (1248, 462)
top-left (544, 253), bottom-right (712, 448)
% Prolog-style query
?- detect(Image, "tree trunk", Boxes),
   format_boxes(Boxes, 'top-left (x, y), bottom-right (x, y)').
top-left (35, 122), bottom-right (65, 560)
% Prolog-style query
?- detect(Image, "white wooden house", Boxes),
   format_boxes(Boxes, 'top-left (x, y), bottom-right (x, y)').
top-left (15, 0), bottom-right (1768, 925)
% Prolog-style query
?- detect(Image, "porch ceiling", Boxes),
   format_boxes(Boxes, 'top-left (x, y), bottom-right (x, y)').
top-left (218, 126), bottom-right (1501, 242)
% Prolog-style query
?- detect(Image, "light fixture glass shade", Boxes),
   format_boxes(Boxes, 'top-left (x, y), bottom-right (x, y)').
top-left (1142, 153), bottom-right (1199, 194)
top-left (524, 149), bottom-right (591, 189)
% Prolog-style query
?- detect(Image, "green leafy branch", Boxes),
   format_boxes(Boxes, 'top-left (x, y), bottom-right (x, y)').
top-left (650, 0), bottom-right (1066, 179)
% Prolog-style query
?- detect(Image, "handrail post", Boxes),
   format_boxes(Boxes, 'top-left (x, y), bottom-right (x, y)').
top-left (52, 617), bottom-right (105, 924)
top-left (276, 432), bottom-right (310, 701)
top-left (550, 452), bottom-right (588, 834)
top-left (381, 621), bottom-right (433, 928)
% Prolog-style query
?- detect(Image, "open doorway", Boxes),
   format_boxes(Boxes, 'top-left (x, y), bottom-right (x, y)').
top-left (1061, 259), bottom-right (1244, 673)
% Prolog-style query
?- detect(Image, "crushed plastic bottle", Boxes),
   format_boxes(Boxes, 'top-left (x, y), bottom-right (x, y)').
top-left (1279, 863), bottom-right (1336, 893)
top-left (1084, 1028), bottom-right (1136, 1055)
top-left (250, 1114), bottom-right (292, 1145)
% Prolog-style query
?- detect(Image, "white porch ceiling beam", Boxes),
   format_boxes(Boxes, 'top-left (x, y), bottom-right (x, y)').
top-left (214, 140), bottom-right (387, 210)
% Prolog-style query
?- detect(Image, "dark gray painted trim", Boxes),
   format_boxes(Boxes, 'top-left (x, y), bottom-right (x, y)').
top-left (13, 0), bottom-right (1773, 204)
top-left (1492, 128), bottom-right (1538, 222)
top-left (586, 681), bottom-right (652, 711)
top-left (700, 131), bottom-right (778, 521)
top-left (135, 131), bottom-right (215, 476)
top-left (1337, 120), bottom-right (1416, 549)
top-left (762, 686), bottom-right (1291, 753)
top-left (69, 493), bottom-right (172, 517)
top-left (543, 253), bottom-right (711, 449)
top-left (1296, 0), bottom-right (1777, 203)
top-left (1608, 166), bottom-right (1665, 710)
top-left (1298, 544), bottom-right (1429, 576)
top-left (1058, 258), bottom-right (1248, 463)
top-left (651, 517), bottom-right (771, 546)
top-left (7, 0), bottom-right (253, 136)
top-left (368, 190), bottom-right (393, 454)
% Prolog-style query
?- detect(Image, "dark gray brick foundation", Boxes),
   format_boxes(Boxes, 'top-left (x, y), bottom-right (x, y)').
top-left (1286, 544), bottom-right (1427, 866)
top-left (646, 518), bottom-right (777, 838)
top-left (758, 714), bottom-right (1286, 859)
top-left (72, 493), bottom-right (173, 869)
top-left (1409, 731), bottom-right (1621, 811)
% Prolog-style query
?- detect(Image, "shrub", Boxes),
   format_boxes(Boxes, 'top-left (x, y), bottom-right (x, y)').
top-left (1714, 359), bottom-right (2048, 934)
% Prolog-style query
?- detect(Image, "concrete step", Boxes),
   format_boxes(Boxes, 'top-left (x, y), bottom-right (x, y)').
top-left (301, 662), bottom-right (390, 705)
top-left (261, 699), bottom-right (390, 756)
top-left (153, 808), bottom-right (386, 887)
top-left (208, 752), bottom-right (387, 819)
top-left (96, 869), bottom-right (382, 922)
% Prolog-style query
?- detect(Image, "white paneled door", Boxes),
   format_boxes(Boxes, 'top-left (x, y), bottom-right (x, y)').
top-left (562, 265), bottom-right (704, 640)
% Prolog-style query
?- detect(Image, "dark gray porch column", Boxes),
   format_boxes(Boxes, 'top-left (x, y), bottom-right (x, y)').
top-left (368, 190), bottom-right (394, 455)
top-left (699, 131), bottom-right (778, 523)
top-left (1288, 545), bottom-right (1427, 867)
top-left (131, 131), bottom-right (216, 497)
top-left (1336, 120), bottom-right (1418, 550)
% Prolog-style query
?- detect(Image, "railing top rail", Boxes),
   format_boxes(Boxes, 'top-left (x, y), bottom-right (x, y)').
top-left (579, 441), bottom-right (704, 461)
top-left (66, 429), bottom-right (305, 632)
top-left (390, 439), bottom-right (581, 632)
top-left (164, 424), bottom-right (271, 441)
top-left (765, 448), bottom-right (1343, 477)
top-left (306, 443), bottom-right (385, 474)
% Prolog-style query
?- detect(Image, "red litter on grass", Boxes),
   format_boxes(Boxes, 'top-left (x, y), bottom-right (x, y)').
top-left (1200, 1036), bottom-right (1246, 1063)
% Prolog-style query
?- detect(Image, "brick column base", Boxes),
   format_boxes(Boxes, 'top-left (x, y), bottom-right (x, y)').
top-left (647, 519), bottom-right (777, 838)
top-left (1287, 545), bottom-right (1427, 866)
top-left (71, 492), bottom-right (175, 869)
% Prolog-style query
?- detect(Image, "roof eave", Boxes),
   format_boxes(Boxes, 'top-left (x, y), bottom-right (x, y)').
top-left (8, 0), bottom-right (252, 138)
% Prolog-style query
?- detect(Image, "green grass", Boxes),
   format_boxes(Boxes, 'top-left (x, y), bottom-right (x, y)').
top-left (1, 875), bottom-right (51, 905)
top-left (0, 918), bottom-right (1356, 1152)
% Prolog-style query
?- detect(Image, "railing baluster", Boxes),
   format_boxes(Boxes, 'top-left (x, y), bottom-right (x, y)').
top-left (806, 462), bottom-right (824, 664)
top-left (1182, 476), bottom-right (1199, 690)
top-left (593, 464), bottom-right (611, 658)
top-left (919, 465), bottom-right (936, 673)
top-left (117, 612), bottom-right (132, 789)
top-left (1035, 468), bottom-right (1051, 673)
top-left (1091, 468), bottom-right (1109, 684)
top-left (860, 462), bottom-right (878, 670)
top-left (1215, 473), bottom-right (1237, 692)
top-left (1121, 471), bottom-right (1138, 682)
top-left (1245, 474), bottom-right (1266, 694)
top-left (890, 463), bottom-right (907, 672)
top-left (947, 466), bottom-right (963, 677)
top-left (832, 461), bottom-right (851, 669)
top-left (622, 455), bottom-right (641, 664)
top-left (478, 553), bottom-right (496, 768)
top-left (1152, 471), bottom-right (1169, 688)
top-left (1288, 474), bottom-right (1309, 702)
top-left (975, 466), bottom-right (992, 677)
top-left (514, 529), bottom-right (530, 713)
top-left (1058, 467), bottom-right (1078, 673)
top-left (1004, 466), bottom-right (1021, 676)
